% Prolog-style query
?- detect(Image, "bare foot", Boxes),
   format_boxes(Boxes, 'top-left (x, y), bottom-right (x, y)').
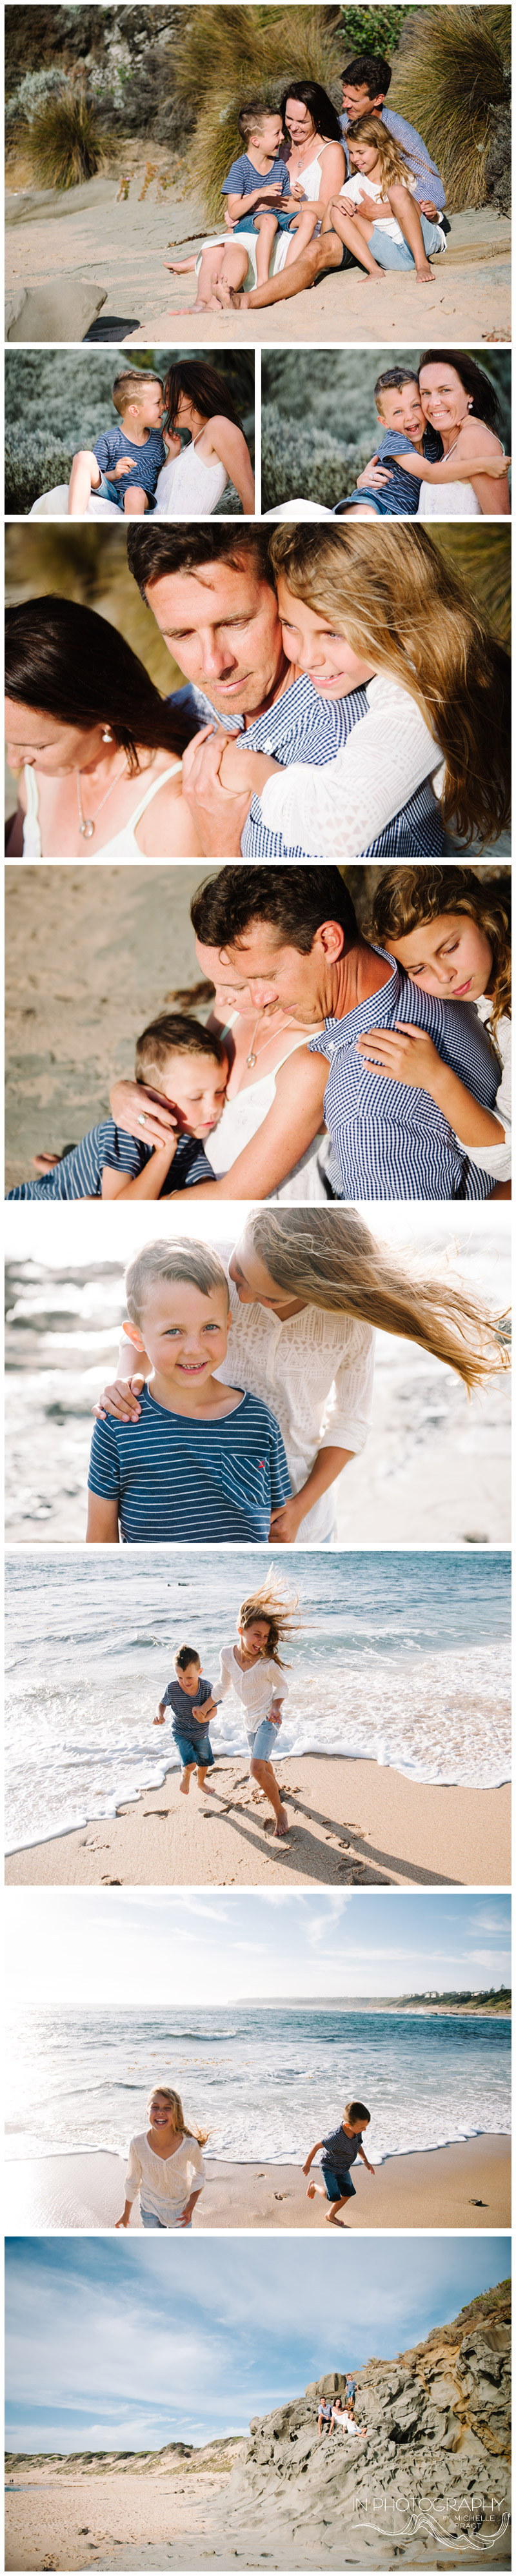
top-left (199, 1778), bottom-right (215, 1794)
top-left (325, 2210), bottom-right (347, 2226)
top-left (415, 264), bottom-right (434, 282)
top-left (306, 2182), bottom-right (316, 2199)
top-left (179, 1773), bottom-right (190, 1797)
top-left (273, 1804), bottom-right (289, 1838)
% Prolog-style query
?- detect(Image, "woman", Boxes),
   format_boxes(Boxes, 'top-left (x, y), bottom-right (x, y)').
top-left (108, 942), bottom-right (330, 1202)
top-left (355, 350), bottom-right (511, 521)
top-left (204, 522), bottom-right (511, 858)
top-left (177, 83), bottom-right (345, 304)
top-left (5, 597), bottom-right (202, 858)
top-left (116, 2085), bottom-right (207, 2231)
top-left (93, 1205), bottom-right (508, 1547)
top-left (156, 359), bottom-right (255, 517)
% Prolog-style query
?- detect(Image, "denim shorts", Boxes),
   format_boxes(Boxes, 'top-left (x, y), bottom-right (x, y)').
top-left (322, 2165), bottom-right (355, 2202)
top-left (371, 215), bottom-right (444, 269)
top-left (96, 471), bottom-right (156, 510)
top-left (232, 208), bottom-right (295, 235)
top-left (174, 1730), bottom-right (214, 1771)
top-left (246, 1719), bottom-right (281, 1762)
top-left (141, 2206), bottom-right (192, 2228)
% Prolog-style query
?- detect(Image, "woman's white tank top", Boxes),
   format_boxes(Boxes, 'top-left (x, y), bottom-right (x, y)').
top-left (419, 432), bottom-right (503, 518)
top-left (21, 760), bottom-right (182, 857)
top-left (156, 430), bottom-right (228, 517)
top-left (206, 1033), bottom-right (328, 1199)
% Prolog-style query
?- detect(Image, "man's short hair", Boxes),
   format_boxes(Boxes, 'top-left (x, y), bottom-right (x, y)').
top-left (374, 366), bottom-right (420, 406)
top-left (112, 370), bottom-right (163, 417)
top-left (126, 524), bottom-right (273, 598)
top-left (174, 1643), bottom-right (201, 1672)
top-left (237, 99), bottom-right (275, 145)
top-left (341, 52), bottom-right (392, 95)
top-left (190, 864), bottom-right (358, 958)
top-left (125, 1237), bottom-right (230, 1330)
top-left (135, 1011), bottom-right (227, 1084)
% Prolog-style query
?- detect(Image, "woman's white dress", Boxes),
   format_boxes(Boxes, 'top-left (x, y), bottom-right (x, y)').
top-left (20, 760), bottom-right (182, 857)
top-left (124, 2132), bottom-right (205, 2224)
top-left (155, 429), bottom-right (228, 516)
top-left (206, 1029), bottom-right (328, 1198)
top-left (419, 431), bottom-right (504, 516)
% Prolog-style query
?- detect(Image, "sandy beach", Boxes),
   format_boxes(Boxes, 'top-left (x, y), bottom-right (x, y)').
top-left (5, 2132), bottom-right (510, 2235)
top-left (5, 164), bottom-right (511, 344)
top-left (5, 1751), bottom-right (510, 1887)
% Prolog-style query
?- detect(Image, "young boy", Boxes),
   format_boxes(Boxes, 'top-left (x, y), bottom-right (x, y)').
top-left (7, 1015), bottom-right (228, 1202)
top-left (154, 1641), bottom-right (219, 1799)
top-left (303, 2098), bottom-right (375, 2226)
top-left (86, 1238), bottom-right (291, 1545)
top-left (334, 366), bottom-right (499, 518)
top-left (67, 370), bottom-right (169, 518)
top-left (166, 102), bottom-right (299, 311)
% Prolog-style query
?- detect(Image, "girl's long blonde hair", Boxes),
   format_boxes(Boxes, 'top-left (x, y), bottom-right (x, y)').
top-left (367, 865), bottom-right (511, 1040)
top-left (268, 523), bottom-right (511, 848)
top-left (146, 2084), bottom-right (209, 2148)
top-left (346, 112), bottom-right (412, 191)
top-left (238, 1574), bottom-right (303, 1669)
top-left (247, 1209), bottom-right (509, 1395)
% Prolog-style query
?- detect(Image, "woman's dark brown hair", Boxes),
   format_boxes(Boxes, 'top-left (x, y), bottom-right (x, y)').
top-left (164, 360), bottom-right (243, 437)
top-left (5, 595), bottom-right (195, 773)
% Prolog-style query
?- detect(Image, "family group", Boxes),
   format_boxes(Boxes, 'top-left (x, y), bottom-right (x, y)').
top-left (5, 521), bottom-right (511, 859)
top-left (115, 2062), bottom-right (373, 2230)
top-left (8, 866), bottom-right (511, 1207)
top-left (29, 358), bottom-right (255, 522)
top-left (170, 56), bottom-right (450, 313)
top-left (152, 1576), bottom-right (301, 1839)
top-left (296, 352), bottom-right (510, 524)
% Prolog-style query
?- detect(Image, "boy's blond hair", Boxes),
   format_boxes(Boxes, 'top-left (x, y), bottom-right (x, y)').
top-left (125, 1238), bottom-right (229, 1332)
top-left (237, 99), bottom-right (277, 147)
top-left (112, 370), bottom-right (163, 417)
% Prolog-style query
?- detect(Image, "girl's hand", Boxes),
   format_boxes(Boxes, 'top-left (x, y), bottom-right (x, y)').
top-left (355, 1023), bottom-right (443, 1093)
top-left (115, 2214), bottom-right (130, 2227)
top-left (92, 1374), bottom-right (145, 1423)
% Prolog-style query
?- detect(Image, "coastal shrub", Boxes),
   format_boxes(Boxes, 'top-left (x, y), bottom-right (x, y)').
top-left (332, 5), bottom-right (408, 53)
top-left (5, 431), bottom-right (76, 515)
top-left (173, 4), bottom-right (346, 223)
top-left (261, 402), bottom-right (370, 512)
top-left (24, 77), bottom-right (104, 188)
top-left (390, 5), bottom-right (511, 210)
top-left (5, 67), bottom-right (68, 129)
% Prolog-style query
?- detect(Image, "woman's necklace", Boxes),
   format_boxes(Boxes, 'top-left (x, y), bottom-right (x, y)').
top-left (76, 752), bottom-right (130, 840)
top-left (246, 1008), bottom-right (293, 1068)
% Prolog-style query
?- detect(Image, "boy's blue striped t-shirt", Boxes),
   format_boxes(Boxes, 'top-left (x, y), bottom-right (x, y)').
top-left (335, 426), bottom-right (442, 518)
top-left (163, 1676), bottom-right (213, 1740)
top-left (7, 1125), bottom-right (213, 1200)
top-left (88, 1383), bottom-right (291, 1544)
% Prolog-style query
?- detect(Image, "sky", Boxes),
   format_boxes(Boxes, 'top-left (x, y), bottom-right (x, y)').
top-left (6, 1889), bottom-right (511, 2012)
top-left (5, 1200), bottom-right (511, 1273)
top-left (5, 2235), bottom-right (510, 2455)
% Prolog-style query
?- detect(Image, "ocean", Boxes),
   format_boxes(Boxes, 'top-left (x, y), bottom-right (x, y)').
top-left (5, 2000), bottom-right (510, 2168)
top-left (5, 1549), bottom-right (510, 1851)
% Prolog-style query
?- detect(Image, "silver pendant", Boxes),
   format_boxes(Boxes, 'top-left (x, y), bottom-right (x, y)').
top-left (79, 818), bottom-right (95, 838)
top-left (246, 1051), bottom-right (257, 1067)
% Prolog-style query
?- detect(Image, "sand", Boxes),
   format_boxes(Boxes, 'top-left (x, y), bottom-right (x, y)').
top-left (4, 2132), bottom-right (510, 2235)
top-left (4, 2462), bottom-right (239, 2575)
top-left (5, 164), bottom-right (511, 344)
top-left (5, 1752), bottom-right (510, 1887)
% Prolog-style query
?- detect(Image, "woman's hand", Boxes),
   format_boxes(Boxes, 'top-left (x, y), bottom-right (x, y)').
top-left (115, 2213), bottom-right (130, 2227)
top-left (356, 455), bottom-right (392, 490)
top-left (163, 430), bottom-right (182, 457)
top-left (356, 1022), bottom-right (444, 1095)
top-left (109, 1078), bottom-right (179, 1153)
top-left (92, 1374), bottom-right (145, 1423)
top-left (269, 1495), bottom-right (307, 1543)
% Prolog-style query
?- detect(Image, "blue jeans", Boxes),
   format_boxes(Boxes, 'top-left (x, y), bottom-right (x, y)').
top-left (141, 2208), bottom-right (192, 2228)
top-left (371, 215), bottom-right (444, 268)
top-left (247, 1719), bottom-right (281, 1761)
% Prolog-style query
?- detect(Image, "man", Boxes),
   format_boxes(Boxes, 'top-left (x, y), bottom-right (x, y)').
top-left (188, 865), bottom-right (499, 1202)
top-left (230, 50), bottom-right (445, 312)
top-left (126, 524), bottom-right (444, 860)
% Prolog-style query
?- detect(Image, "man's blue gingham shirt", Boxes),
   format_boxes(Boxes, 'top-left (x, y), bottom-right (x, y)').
top-left (340, 106), bottom-right (446, 208)
top-left (308, 951), bottom-right (498, 1201)
top-left (170, 677), bottom-right (443, 860)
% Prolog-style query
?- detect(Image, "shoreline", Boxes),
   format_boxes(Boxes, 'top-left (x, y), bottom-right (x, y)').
top-left (5, 2134), bottom-right (511, 2233)
top-left (5, 1752), bottom-right (510, 1887)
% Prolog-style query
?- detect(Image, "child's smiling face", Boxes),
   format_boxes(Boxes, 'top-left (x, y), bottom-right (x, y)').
top-left (142, 1046), bottom-right (228, 1140)
top-left (239, 1618), bottom-right (272, 1658)
top-left (348, 138), bottom-right (380, 175)
top-left (175, 1661), bottom-right (202, 1696)
top-left (386, 911), bottom-right (493, 1002)
top-left (276, 575), bottom-right (375, 695)
top-left (376, 381), bottom-right (425, 442)
top-left (126, 1279), bottom-right (230, 1382)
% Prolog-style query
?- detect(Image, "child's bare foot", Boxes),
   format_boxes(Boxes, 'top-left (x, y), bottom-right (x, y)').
top-left (199, 1778), bottom-right (215, 1794)
top-left (306, 2182), bottom-right (316, 2199)
top-left (179, 1772), bottom-right (190, 1796)
top-left (415, 263), bottom-right (434, 282)
top-left (325, 2210), bottom-right (347, 2224)
top-left (273, 1803), bottom-right (289, 1838)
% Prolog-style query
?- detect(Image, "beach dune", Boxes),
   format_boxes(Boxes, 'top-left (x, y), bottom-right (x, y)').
top-left (5, 2132), bottom-right (510, 2234)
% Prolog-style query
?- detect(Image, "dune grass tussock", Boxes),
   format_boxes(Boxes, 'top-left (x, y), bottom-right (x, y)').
top-left (25, 78), bottom-right (103, 189)
top-left (173, 3), bottom-right (344, 221)
top-left (390, 6), bottom-right (511, 210)
top-left (5, 523), bottom-right (182, 694)
top-left (432, 526), bottom-right (511, 648)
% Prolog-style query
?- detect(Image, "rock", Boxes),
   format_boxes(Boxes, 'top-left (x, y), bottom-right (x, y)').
top-left (5, 277), bottom-right (107, 341)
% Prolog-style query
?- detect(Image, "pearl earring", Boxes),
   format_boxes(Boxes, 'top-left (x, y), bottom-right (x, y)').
top-left (102, 726), bottom-right (112, 742)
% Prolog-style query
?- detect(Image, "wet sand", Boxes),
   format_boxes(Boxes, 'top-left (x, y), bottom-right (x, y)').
top-left (5, 1752), bottom-right (510, 1887)
top-left (5, 2132), bottom-right (510, 2234)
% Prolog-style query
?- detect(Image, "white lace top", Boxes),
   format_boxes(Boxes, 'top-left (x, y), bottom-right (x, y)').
top-left (215, 1280), bottom-right (375, 1541)
top-left (258, 671), bottom-right (445, 859)
top-left (217, 1643), bottom-right (288, 1738)
top-left (124, 2131), bottom-right (205, 2220)
top-left (155, 432), bottom-right (228, 517)
top-left (21, 760), bottom-right (182, 857)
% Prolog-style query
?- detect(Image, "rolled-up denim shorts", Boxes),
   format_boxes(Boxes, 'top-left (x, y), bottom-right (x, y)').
top-left (96, 471), bottom-right (156, 509)
top-left (371, 215), bottom-right (444, 269)
top-left (321, 2165), bottom-right (355, 2202)
top-left (246, 1719), bottom-right (280, 1762)
top-left (141, 2206), bottom-right (192, 2228)
top-left (174, 1730), bottom-right (214, 1771)
top-left (232, 208), bottom-right (295, 235)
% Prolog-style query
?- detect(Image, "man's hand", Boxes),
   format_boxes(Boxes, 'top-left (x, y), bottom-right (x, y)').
top-left (92, 1374), bottom-right (145, 1423)
top-left (181, 724), bottom-right (255, 856)
top-left (356, 1022), bottom-right (444, 1094)
top-left (110, 1078), bottom-right (179, 1151)
top-left (420, 197), bottom-right (438, 220)
top-left (269, 1496), bottom-right (306, 1543)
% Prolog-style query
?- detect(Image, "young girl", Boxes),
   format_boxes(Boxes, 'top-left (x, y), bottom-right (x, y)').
top-left (217, 1575), bottom-right (302, 1841)
top-left (321, 117), bottom-right (446, 284)
top-left (207, 522), bottom-right (511, 858)
top-left (116, 2085), bottom-right (208, 2231)
top-left (362, 867), bottom-right (511, 1193)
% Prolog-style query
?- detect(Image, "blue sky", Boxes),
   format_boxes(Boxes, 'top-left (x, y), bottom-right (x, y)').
top-left (6, 1889), bottom-right (511, 2009)
top-left (6, 2237), bottom-right (510, 2454)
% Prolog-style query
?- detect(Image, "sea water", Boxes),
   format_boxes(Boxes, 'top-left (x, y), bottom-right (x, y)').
top-left (5, 1551), bottom-right (510, 1849)
top-left (5, 2001), bottom-right (510, 2167)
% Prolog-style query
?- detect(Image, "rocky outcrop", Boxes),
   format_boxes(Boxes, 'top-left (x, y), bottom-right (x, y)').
top-left (227, 2286), bottom-right (511, 2563)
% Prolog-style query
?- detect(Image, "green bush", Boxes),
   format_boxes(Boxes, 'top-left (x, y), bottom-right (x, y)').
top-left (390, 5), bottom-right (511, 210)
top-left (333, 7), bottom-right (408, 60)
top-left (5, 431), bottom-right (75, 514)
top-left (25, 77), bottom-right (103, 188)
top-left (174, 4), bottom-right (345, 222)
top-left (261, 402), bottom-right (370, 511)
